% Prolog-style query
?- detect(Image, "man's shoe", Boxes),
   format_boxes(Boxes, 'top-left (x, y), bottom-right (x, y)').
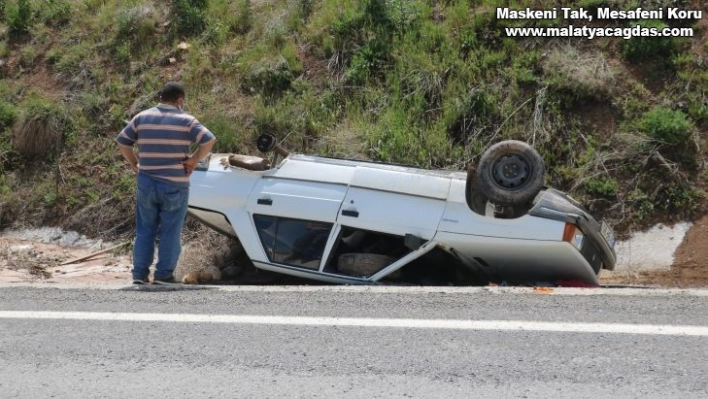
top-left (132, 277), bottom-right (149, 285)
top-left (153, 276), bottom-right (177, 285)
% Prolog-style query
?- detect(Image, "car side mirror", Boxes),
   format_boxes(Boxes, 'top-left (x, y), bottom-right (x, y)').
top-left (256, 133), bottom-right (277, 153)
top-left (256, 133), bottom-right (290, 158)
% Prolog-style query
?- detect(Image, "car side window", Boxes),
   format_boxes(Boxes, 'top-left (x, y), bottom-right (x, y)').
top-left (323, 227), bottom-right (413, 277)
top-left (253, 214), bottom-right (332, 270)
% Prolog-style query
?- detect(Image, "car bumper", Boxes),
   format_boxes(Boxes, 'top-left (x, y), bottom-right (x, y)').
top-left (529, 189), bottom-right (617, 272)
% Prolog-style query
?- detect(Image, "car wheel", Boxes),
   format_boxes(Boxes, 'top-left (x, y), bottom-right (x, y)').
top-left (476, 140), bottom-right (545, 206)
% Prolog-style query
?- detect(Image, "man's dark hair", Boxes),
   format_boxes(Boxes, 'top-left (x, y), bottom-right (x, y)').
top-left (159, 82), bottom-right (185, 103)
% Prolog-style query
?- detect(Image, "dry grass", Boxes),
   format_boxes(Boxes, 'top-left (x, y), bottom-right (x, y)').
top-left (11, 111), bottom-right (64, 160)
top-left (63, 198), bottom-right (135, 240)
top-left (542, 45), bottom-right (618, 98)
top-left (174, 222), bottom-right (244, 282)
top-left (312, 121), bottom-right (369, 159)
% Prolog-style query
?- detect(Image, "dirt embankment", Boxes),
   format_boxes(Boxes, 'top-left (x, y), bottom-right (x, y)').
top-left (599, 215), bottom-right (708, 287)
top-left (617, 215), bottom-right (708, 287)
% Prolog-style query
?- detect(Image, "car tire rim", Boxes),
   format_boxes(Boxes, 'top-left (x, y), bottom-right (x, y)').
top-left (491, 153), bottom-right (531, 190)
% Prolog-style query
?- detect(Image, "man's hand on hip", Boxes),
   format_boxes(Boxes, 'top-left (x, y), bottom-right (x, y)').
top-left (183, 139), bottom-right (216, 176)
top-left (182, 157), bottom-right (198, 176)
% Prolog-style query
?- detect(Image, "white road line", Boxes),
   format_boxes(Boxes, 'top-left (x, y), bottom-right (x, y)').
top-left (1, 311), bottom-right (707, 336)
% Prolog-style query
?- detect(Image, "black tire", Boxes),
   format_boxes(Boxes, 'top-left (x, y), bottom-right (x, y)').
top-left (476, 140), bottom-right (545, 206)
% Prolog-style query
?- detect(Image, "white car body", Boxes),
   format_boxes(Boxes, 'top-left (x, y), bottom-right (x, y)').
top-left (188, 152), bottom-right (616, 286)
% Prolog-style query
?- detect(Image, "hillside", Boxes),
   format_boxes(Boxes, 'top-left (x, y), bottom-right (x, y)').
top-left (0, 0), bottom-right (706, 241)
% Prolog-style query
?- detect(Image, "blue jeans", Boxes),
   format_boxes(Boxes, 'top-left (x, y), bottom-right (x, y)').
top-left (132, 173), bottom-right (189, 280)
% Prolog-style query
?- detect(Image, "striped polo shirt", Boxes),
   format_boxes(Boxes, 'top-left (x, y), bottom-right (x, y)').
top-left (116, 104), bottom-right (215, 187)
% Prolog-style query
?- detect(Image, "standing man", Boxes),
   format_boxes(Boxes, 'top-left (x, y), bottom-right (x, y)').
top-left (116, 82), bottom-right (216, 284)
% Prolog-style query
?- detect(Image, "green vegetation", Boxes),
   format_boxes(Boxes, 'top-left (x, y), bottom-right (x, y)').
top-left (0, 102), bottom-right (16, 130)
top-left (640, 107), bottom-right (693, 146)
top-left (171, 0), bottom-right (209, 38)
top-left (6, 0), bottom-right (31, 37)
top-left (621, 20), bottom-right (679, 66)
top-left (585, 178), bottom-right (620, 198)
top-left (0, 0), bottom-right (706, 238)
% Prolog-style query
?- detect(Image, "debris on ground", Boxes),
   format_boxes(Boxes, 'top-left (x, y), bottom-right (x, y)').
top-left (0, 229), bottom-right (132, 284)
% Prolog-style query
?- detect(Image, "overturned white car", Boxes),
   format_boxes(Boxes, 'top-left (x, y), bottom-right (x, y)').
top-left (187, 134), bottom-right (616, 286)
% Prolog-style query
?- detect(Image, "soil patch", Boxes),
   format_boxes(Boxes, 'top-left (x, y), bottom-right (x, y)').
top-left (23, 66), bottom-right (64, 100)
top-left (574, 100), bottom-right (617, 138)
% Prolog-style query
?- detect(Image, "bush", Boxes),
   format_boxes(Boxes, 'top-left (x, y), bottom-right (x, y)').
top-left (240, 57), bottom-right (294, 98)
top-left (0, 102), bottom-right (17, 130)
top-left (7, 0), bottom-right (32, 37)
top-left (388, 0), bottom-right (420, 35)
top-left (640, 107), bottom-right (693, 145)
top-left (171, 0), bottom-right (208, 38)
top-left (585, 178), bottom-right (619, 197)
top-left (622, 20), bottom-right (678, 65)
top-left (345, 41), bottom-right (390, 85)
top-left (38, 0), bottom-right (72, 27)
top-left (330, 0), bottom-right (395, 80)
top-left (115, 6), bottom-right (158, 50)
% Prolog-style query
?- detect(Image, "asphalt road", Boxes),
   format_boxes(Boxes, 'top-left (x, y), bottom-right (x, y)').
top-left (1, 284), bottom-right (707, 398)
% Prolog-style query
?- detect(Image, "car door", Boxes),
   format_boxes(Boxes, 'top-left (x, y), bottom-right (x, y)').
top-left (337, 166), bottom-right (451, 240)
top-left (246, 177), bottom-right (347, 270)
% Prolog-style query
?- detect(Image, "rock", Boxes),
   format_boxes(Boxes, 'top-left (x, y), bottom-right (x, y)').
top-left (73, 237), bottom-right (94, 248)
top-left (59, 231), bottom-right (81, 247)
top-left (177, 42), bottom-right (190, 50)
top-left (47, 228), bottom-right (64, 242)
top-left (182, 265), bottom-right (221, 284)
top-left (10, 244), bottom-right (33, 254)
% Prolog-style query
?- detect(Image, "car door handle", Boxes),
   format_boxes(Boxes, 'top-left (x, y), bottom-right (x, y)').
top-left (257, 198), bottom-right (273, 206)
top-left (341, 209), bottom-right (359, 217)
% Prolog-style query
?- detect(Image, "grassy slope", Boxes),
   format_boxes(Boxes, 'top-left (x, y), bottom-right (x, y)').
top-left (0, 0), bottom-right (706, 240)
